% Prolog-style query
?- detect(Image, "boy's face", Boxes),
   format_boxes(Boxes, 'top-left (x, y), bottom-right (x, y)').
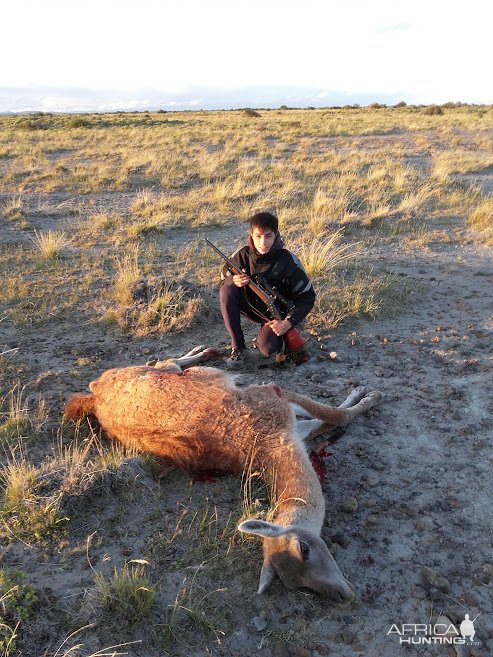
top-left (251, 227), bottom-right (276, 255)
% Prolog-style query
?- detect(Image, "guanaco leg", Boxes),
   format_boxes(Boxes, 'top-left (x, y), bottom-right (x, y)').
top-left (290, 387), bottom-right (381, 451)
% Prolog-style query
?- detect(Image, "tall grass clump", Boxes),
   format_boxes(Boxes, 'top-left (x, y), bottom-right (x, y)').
top-left (0, 385), bottom-right (29, 443)
top-left (297, 230), bottom-right (359, 280)
top-left (30, 229), bottom-right (67, 259)
top-left (0, 384), bottom-right (47, 443)
top-left (0, 447), bottom-right (60, 542)
top-left (468, 197), bottom-right (493, 244)
top-left (113, 246), bottom-right (142, 306)
top-left (94, 561), bottom-right (155, 630)
top-left (136, 282), bottom-right (204, 334)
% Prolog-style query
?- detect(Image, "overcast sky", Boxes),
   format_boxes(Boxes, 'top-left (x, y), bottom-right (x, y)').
top-left (1, 0), bottom-right (492, 112)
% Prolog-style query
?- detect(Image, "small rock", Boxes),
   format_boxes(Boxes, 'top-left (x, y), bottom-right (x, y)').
top-left (292, 647), bottom-right (310, 657)
top-left (278, 602), bottom-right (295, 619)
top-left (313, 644), bottom-right (329, 656)
top-left (331, 532), bottom-right (350, 548)
top-left (459, 591), bottom-right (479, 607)
top-left (253, 615), bottom-right (268, 632)
top-left (412, 585), bottom-right (428, 599)
top-left (421, 566), bottom-right (451, 593)
top-left (329, 351), bottom-right (338, 360)
top-left (334, 629), bottom-right (354, 644)
top-left (351, 644), bottom-right (366, 653)
top-left (341, 496), bottom-right (358, 513)
top-left (272, 641), bottom-right (291, 657)
top-left (483, 563), bottom-right (493, 576)
top-left (366, 472), bottom-right (380, 486)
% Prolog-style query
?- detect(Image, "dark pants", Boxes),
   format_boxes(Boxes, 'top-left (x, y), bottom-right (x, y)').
top-left (219, 281), bottom-right (283, 356)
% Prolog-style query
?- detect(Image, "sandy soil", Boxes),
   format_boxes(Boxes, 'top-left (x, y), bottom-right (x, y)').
top-left (1, 205), bottom-right (492, 657)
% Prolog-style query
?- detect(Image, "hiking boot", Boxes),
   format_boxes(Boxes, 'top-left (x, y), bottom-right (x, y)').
top-left (226, 348), bottom-right (246, 369)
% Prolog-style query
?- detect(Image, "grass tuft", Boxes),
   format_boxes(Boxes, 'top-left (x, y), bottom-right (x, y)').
top-left (468, 197), bottom-right (493, 244)
top-left (30, 229), bottom-right (68, 259)
top-left (94, 561), bottom-right (155, 631)
top-left (297, 230), bottom-right (360, 280)
top-left (113, 246), bottom-right (142, 306)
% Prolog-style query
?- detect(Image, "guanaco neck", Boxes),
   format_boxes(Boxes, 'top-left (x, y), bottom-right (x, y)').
top-left (260, 435), bottom-right (325, 534)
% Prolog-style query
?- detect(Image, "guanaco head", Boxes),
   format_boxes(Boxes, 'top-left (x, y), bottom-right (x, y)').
top-left (238, 519), bottom-right (355, 604)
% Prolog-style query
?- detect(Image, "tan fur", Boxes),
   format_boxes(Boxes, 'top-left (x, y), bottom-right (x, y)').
top-left (64, 347), bottom-right (381, 601)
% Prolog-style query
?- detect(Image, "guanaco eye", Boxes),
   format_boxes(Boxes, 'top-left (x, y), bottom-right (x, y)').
top-left (299, 540), bottom-right (310, 559)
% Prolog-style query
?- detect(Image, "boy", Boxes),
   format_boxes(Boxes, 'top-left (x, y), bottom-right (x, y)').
top-left (219, 211), bottom-right (315, 366)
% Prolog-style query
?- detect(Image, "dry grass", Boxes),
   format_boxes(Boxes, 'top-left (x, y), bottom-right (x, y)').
top-left (297, 230), bottom-right (360, 280)
top-left (468, 197), bottom-right (493, 244)
top-left (30, 229), bottom-right (68, 259)
top-left (113, 246), bottom-right (142, 306)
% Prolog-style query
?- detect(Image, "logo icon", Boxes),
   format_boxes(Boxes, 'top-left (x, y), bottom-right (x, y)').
top-left (460, 614), bottom-right (477, 642)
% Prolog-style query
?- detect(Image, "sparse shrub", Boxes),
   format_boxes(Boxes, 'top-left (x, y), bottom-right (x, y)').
top-left (94, 561), bottom-right (155, 630)
top-left (395, 101), bottom-right (407, 108)
top-left (243, 108), bottom-right (261, 118)
top-left (67, 116), bottom-right (89, 128)
top-left (423, 105), bottom-right (444, 116)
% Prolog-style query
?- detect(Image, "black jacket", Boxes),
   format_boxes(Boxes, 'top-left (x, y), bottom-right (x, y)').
top-left (220, 233), bottom-right (315, 326)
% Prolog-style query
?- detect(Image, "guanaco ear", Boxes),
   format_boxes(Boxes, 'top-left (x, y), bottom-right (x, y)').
top-left (238, 519), bottom-right (289, 538)
top-left (258, 562), bottom-right (276, 594)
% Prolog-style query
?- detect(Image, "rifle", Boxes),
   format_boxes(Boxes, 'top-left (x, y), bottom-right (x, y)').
top-left (204, 238), bottom-right (305, 352)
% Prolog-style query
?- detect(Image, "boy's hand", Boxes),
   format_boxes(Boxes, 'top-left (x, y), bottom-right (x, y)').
top-left (233, 269), bottom-right (250, 287)
top-left (268, 319), bottom-right (292, 336)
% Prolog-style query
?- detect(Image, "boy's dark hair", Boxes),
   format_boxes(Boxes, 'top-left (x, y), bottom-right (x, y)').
top-left (249, 211), bottom-right (278, 233)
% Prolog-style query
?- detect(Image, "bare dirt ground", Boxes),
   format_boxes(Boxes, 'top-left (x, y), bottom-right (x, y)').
top-left (1, 187), bottom-right (493, 654)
